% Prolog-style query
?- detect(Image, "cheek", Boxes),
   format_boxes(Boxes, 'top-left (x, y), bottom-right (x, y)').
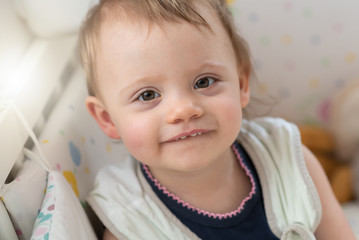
top-left (117, 116), bottom-right (156, 158)
top-left (216, 95), bottom-right (243, 135)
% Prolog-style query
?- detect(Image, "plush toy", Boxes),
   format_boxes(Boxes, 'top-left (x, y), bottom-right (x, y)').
top-left (299, 125), bottom-right (353, 203)
top-left (300, 78), bottom-right (359, 204)
top-left (330, 78), bottom-right (359, 201)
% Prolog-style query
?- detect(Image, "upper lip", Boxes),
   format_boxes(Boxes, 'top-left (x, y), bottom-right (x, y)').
top-left (166, 129), bottom-right (209, 142)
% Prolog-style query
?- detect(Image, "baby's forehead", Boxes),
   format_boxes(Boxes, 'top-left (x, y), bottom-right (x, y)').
top-left (97, 0), bottom-right (215, 33)
top-left (98, 16), bottom-right (225, 65)
top-left (95, 2), bottom-right (232, 70)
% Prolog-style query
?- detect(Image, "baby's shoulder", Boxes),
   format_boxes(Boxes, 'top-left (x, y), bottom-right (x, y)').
top-left (93, 155), bottom-right (139, 192)
top-left (240, 117), bottom-right (300, 144)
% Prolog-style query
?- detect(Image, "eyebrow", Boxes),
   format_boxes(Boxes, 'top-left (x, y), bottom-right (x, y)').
top-left (119, 76), bottom-right (160, 97)
top-left (198, 60), bottom-right (228, 72)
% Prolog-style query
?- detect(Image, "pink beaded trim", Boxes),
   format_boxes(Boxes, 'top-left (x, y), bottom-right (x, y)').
top-left (142, 145), bottom-right (257, 220)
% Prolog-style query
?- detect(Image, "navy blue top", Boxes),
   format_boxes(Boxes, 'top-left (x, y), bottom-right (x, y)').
top-left (141, 142), bottom-right (279, 240)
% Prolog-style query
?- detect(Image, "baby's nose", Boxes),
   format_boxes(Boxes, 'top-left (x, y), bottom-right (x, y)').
top-left (166, 97), bottom-right (203, 124)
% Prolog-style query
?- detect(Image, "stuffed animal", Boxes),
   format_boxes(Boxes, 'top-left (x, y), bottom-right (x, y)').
top-left (299, 125), bottom-right (353, 203)
top-left (330, 78), bottom-right (359, 201)
top-left (300, 78), bottom-right (359, 203)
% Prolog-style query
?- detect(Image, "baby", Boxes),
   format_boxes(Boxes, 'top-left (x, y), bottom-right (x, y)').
top-left (79, 0), bottom-right (355, 239)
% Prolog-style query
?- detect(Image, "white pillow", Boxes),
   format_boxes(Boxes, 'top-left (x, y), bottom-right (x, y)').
top-left (0, 159), bottom-right (47, 240)
top-left (31, 171), bottom-right (96, 240)
top-left (38, 67), bottom-right (129, 201)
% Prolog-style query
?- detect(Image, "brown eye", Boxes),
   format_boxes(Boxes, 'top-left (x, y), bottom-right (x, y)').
top-left (194, 77), bottom-right (216, 89)
top-left (138, 90), bottom-right (160, 101)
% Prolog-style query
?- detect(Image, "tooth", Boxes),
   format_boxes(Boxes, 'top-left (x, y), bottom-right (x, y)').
top-left (190, 133), bottom-right (197, 137)
top-left (180, 136), bottom-right (187, 140)
top-left (197, 132), bottom-right (202, 135)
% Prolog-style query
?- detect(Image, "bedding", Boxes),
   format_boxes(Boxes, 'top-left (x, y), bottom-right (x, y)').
top-left (31, 171), bottom-right (96, 240)
top-left (38, 67), bottom-right (129, 201)
top-left (0, 158), bottom-right (47, 240)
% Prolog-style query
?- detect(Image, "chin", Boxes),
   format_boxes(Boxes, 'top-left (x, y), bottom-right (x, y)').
top-left (168, 155), bottom-right (216, 172)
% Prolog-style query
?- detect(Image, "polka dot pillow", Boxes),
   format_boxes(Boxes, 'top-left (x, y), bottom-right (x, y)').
top-left (38, 67), bottom-right (129, 202)
top-left (31, 171), bottom-right (96, 240)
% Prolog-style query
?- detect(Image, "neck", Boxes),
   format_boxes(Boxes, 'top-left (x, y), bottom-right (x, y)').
top-left (147, 146), bottom-right (251, 213)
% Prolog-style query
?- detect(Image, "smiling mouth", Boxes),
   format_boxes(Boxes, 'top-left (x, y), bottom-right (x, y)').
top-left (166, 129), bottom-right (209, 143)
top-left (174, 132), bottom-right (203, 141)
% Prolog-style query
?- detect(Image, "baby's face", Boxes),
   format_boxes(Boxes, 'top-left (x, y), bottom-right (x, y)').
top-left (95, 8), bottom-right (249, 175)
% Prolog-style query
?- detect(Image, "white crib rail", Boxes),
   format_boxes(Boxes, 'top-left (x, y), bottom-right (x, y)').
top-left (0, 35), bottom-right (77, 186)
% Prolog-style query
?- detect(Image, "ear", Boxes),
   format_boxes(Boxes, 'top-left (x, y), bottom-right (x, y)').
top-left (85, 96), bottom-right (121, 139)
top-left (239, 72), bottom-right (250, 108)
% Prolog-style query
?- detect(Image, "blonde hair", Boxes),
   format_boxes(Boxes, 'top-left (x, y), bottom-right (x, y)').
top-left (79, 0), bottom-right (251, 97)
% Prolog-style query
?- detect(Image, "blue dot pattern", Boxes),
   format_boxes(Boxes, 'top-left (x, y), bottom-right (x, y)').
top-left (69, 141), bottom-right (81, 166)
